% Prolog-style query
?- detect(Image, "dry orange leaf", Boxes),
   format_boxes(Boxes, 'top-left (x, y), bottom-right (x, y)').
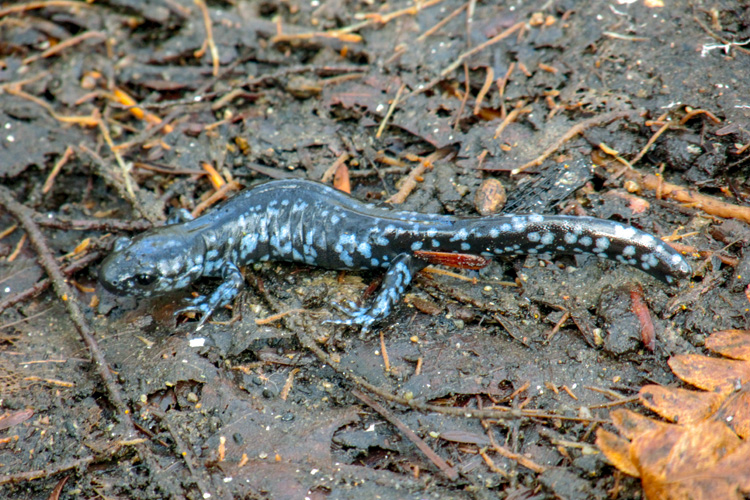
top-left (713, 389), bottom-right (750, 439)
top-left (333, 161), bottom-right (351, 194)
top-left (595, 428), bottom-right (639, 477)
top-left (73, 237), bottom-right (91, 255)
top-left (610, 407), bottom-right (670, 440)
top-left (634, 420), bottom-right (747, 500)
top-left (599, 417), bottom-right (750, 500)
top-left (668, 354), bottom-right (750, 393)
top-left (639, 385), bottom-right (723, 424)
top-left (596, 329), bottom-right (750, 499)
top-left (705, 329), bottom-right (750, 360)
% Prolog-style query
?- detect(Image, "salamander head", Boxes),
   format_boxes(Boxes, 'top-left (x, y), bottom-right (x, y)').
top-left (99, 231), bottom-right (206, 297)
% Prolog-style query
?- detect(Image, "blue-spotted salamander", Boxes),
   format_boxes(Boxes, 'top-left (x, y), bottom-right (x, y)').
top-left (99, 179), bottom-right (691, 330)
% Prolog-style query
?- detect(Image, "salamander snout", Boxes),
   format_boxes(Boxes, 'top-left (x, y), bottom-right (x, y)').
top-left (99, 246), bottom-right (160, 297)
top-left (99, 232), bottom-right (202, 297)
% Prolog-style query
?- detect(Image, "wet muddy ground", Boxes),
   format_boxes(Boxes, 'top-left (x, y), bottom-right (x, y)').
top-left (1, 0), bottom-right (749, 498)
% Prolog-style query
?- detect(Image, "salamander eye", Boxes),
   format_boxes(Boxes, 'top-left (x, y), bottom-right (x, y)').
top-left (134, 274), bottom-right (157, 287)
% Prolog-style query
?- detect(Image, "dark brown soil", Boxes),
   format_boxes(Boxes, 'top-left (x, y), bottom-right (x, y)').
top-left (1, 0), bottom-right (749, 499)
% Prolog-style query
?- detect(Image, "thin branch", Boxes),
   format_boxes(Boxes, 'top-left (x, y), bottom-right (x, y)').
top-left (0, 186), bottom-right (135, 435)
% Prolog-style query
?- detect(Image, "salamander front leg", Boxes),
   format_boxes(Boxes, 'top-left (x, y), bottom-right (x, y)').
top-left (175, 261), bottom-right (244, 329)
top-left (326, 253), bottom-right (426, 333)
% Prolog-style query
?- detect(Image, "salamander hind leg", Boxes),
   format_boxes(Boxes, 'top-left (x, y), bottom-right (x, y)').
top-left (175, 260), bottom-right (244, 329)
top-left (325, 253), bottom-right (426, 333)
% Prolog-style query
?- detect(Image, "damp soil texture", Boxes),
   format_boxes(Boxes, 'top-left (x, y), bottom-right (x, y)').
top-left (1, 1), bottom-right (749, 499)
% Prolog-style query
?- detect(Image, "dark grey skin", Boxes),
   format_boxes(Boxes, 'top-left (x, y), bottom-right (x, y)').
top-left (99, 179), bottom-right (692, 330)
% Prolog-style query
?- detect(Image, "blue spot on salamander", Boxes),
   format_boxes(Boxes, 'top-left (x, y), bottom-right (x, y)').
top-left (99, 179), bottom-right (691, 330)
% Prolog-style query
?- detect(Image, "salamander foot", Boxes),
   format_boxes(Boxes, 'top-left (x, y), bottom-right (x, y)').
top-left (324, 300), bottom-right (378, 333)
top-left (175, 296), bottom-right (215, 330)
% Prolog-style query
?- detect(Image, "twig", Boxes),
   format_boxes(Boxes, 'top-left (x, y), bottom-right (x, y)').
top-left (352, 389), bottom-right (458, 481)
top-left (77, 145), bottom-right (155, 223)
top-left (23, 376), bottom-right (74, 387)
top-left (679, 108), bottom-right (721, 125)
top-left (42, 146), bottom-right (74, 194)
top-left (0, 1), bottom-right (93, 17)
top-left (497, 62), bottom-right (515, 98)
top-left (629, 120), bottom-right (671, 166)
top-left (294, 326), bottom-right (607, 423)
top-left (588, 396), bottom-right (639, 409)
top-left (201, 161), bottom-right (226, 189)
top-left (385, 148), bottom-right (452, 204)
top-left (602, 31), bottom-right (648, 42)
top-left (412, 21), bottom-right (524, 97)
top-left (493, 101), bottom-right (531, 139)
top-left (465, 0), bottom-right (476, 49)
top-left (280, 367), bottom-right (299, 400)
top-left (191, 180), bottom-right (241, 217)
top-left (454, 62), bottom-right (470, 129)
top-left (7, 233), bottom-right (26, 262)
top-left (22, 31), bottom-right (106, 65)
top-left (442, 21), bottom-right (524, 77)
top-left (321, 153), bottom-right (349, 183)
top-left (511, 110), bottom-right (638, 174)
top-left (254, 308), bottom-right (309, 325)
top-left (0, 223), bottom-right (17, 239)
top-left (348, 166), bottom-right (408, 178)
top-left (422, 266), bottom-right (479, 282)
top-left (0, 308), bottom-right (51, 330)
top-left (34, 215), bottom-right (151, 232)
top-left (194, 0), bottom-right (219, 76)
top-left (273, 0), bottom-right (445, 45)
top-left (630, 283), bottom-right (655, 351)
top-left (479, 448), bottom-right (509, 477)
top-left (357, 0), bottom-right (445, 24)
top-left (620, 167), bottom-right (750, 223)
top-left (0, 251), bottom-right (102, 314)
top-left (0, 456), bottom-right (95, 485)
top-left (385, 162), bottom-right (431, 204)
top-left (668, 241), bottom-right (737, 268)
top-left (545, 310), bottom-right (570, 343)
top-left (376, 83), bottom-right (406, 138)
top-left (487, 429), bottom-right (547, 473)
top-left (271, 26), bottom-right (363, 44)
top-left (0, 187), bottom-right (135, 435)
top-left (133, 162), bottom-right (206, 177)
top-left (693, 11), bottom-right (750, 55)
top-left (111, 87), bottom-right (172, 131)
top-left (97, 120), bottom-right (137, 202)
top-left (379, 330), bottom-right (390, 372)
top-left (7, 85), bottom-right (99, 126)
top-left (473, 66), bottom-right (494, 115)
top-left (417, 2), bottom-right (468, 41)
top-left (107, 108), bottom-right (188, 154)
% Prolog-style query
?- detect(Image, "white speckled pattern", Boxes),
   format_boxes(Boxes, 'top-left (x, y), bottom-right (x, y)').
top-left (99, 179), bottom-right (692, 329)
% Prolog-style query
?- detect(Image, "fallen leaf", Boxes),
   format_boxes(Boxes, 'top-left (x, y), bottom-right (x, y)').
top-left (705, 329), bottom-right (750, 360)
top-left (639, 385), bottom-right (723, 424)
top-left (596, 428), bottom-right (639, 477)
top-left (596, 329), bottom-right (750, 499)
top-left (668, 354), bottom-right (750, 393)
